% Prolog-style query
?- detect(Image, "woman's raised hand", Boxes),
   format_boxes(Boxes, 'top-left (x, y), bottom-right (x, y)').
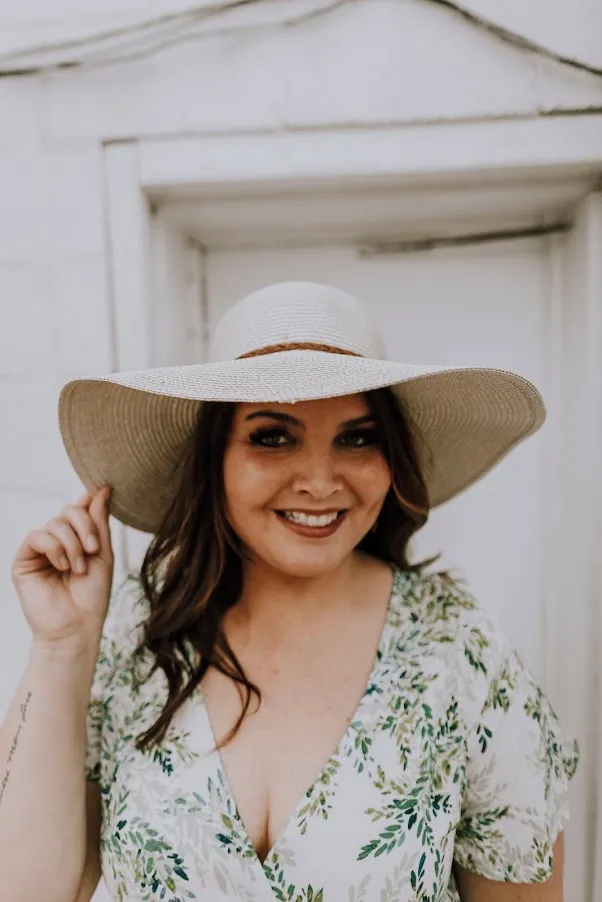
top-left (11, 486), bottom-right (114, 651)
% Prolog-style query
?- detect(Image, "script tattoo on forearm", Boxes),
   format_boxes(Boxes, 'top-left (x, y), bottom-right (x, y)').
top-left (0, 691), bottom-right (32, 806)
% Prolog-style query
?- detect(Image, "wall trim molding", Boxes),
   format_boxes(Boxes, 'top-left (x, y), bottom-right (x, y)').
top-left (554, 193), bottom-right (602, 902)
top-left (137, 115), bottom-right (602, 191)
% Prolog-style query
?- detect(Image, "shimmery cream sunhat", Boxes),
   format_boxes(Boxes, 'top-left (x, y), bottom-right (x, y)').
top-left (58, 281), bottom-right (545, 533)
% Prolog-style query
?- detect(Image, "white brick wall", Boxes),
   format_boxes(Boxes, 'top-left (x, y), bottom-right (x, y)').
top-left (0, 267), bottom-right (56, 371)
top-left (0, 152), bottom-right (47, 260)
top-left (0, 4), bottom-right (601, 898)
top-left (0, 79), bottom-right (41, 147)
top-left (51, 261), bottom-right (114, 371)
top-left (0, 263), bottom-right (111, 373)
top-left (0, 377), bottom-right (80, 491)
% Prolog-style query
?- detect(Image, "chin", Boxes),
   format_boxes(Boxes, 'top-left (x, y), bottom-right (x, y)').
top-left (260, 546), bottom-right (352, 579)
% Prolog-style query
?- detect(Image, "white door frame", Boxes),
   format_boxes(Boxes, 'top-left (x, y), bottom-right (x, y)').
top-left (101, 114), bottom-right (602, 902)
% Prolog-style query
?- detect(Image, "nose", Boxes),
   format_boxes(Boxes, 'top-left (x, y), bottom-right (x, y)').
top-left (291, 447), bottom-right (342, 499)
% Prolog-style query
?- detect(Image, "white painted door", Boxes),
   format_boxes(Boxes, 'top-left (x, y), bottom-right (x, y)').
top-left (204, 240), bottom-right (549, 678)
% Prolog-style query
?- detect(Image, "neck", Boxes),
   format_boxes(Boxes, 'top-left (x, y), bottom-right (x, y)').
top-left (228, 553), bottom-right (367, 645)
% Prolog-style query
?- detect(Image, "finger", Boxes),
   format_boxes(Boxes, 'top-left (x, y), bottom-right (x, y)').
top-left (45, 519), bottom-right (87, 574)
top-left (20, 530), bottom-right (71, 572)
top-left (75, 489), bottom-right (94, 508)
top-left (61, 503), bottom-right (100, 555)
top-left (88, 487), bottom-right (113, 558)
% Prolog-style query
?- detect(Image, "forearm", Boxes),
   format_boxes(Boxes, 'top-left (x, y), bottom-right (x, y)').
top-left (0, 640), bottom-right (99, 902)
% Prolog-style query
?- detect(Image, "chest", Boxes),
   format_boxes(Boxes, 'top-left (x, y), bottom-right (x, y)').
top-left (199, 643), bottom-right (380, 862)
top-left (102, 645), bottom-right (468, 902)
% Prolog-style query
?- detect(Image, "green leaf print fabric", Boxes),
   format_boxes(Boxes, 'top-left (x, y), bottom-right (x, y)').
top-left (451, 602), bottom-right (579, 883)
top-left (83, 568), bottom-right (579, 902)
top-left (84, 576), bottom-right (148, 786)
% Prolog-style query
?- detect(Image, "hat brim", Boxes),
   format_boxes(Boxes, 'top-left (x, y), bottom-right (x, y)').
top-left (58, 350), bottom-right (545, 533)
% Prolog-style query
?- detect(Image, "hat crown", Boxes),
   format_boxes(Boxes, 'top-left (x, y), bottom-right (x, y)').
top-left (209, 281), bottom-right (387, 362)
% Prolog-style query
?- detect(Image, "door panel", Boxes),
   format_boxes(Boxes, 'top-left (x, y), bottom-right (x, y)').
top-left (206, 241), bottom-right (547, 674)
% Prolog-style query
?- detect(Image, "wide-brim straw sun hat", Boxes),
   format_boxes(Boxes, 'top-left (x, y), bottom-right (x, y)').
top-left (58, 281), bottom-right (545, 534)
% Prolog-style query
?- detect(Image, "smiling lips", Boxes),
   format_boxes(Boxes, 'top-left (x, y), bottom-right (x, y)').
top-left (281, 510), bottom-right (340, 527)
top-left (276, 509), bottom-right (347, 537)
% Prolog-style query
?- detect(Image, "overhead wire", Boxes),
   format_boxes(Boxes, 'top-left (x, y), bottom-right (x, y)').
top-left (0, 0), bottom-right (600, 79)
top-left (0, 0), bottom-right (344, 76)
top-left (430, 0), bottom-right (602, 79)
top-left (0, 0), bottom-right (255, 60)
top-left (61, 0), bottom-right (353, 73)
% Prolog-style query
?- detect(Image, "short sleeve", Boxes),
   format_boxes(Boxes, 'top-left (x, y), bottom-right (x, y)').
top-left (84, 575), bottom-right (145, 784)
top-left (453, 610), bottom-right (579, 883)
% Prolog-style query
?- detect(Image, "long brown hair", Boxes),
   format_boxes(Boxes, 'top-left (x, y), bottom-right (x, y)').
top-left (130, 387), bottom-right (435, 753)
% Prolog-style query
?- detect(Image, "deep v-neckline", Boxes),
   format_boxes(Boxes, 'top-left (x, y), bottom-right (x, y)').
top-left (196, 565), bottom-right (398, 876)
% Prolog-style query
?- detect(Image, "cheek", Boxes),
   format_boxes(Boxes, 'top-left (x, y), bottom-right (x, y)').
top-left (343, 453), bottom-right (391, 502)
top-left (223, 448), bottom-right (288, 508)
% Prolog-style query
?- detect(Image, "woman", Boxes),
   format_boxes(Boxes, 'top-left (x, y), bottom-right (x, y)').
top-left (7, 282), bottom-right (578, 901)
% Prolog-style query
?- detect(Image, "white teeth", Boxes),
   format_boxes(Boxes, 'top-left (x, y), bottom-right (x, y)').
top-left (283, 511), bottom-right (339, 527)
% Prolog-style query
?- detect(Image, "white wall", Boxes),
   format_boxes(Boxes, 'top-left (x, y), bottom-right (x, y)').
top-left (0, 2), bottom-right (601, 898)
top-left (0, 0), bottom-right (596, 576)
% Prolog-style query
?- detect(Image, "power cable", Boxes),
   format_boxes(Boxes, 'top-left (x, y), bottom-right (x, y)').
top-left (431, 0), bottom-right (602, 79)
top-left (0, 0), bottom-right (600, 80)
top-left (0, 0), bottom-right (345, 76)
top-left (0, 0), bottom-right (256, 60)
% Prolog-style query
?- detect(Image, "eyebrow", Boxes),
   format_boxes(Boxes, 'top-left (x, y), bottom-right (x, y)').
top-left (244, 410), bottom-right (376, 429)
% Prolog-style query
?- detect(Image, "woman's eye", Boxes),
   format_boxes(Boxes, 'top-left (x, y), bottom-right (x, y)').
top-left (249, 428), bottom-right (291, 447)
top-left (338, 429), bottom-right (380, 448)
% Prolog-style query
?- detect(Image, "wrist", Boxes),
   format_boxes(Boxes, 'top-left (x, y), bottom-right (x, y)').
top-left (30, 634), bottom-right (100, 666)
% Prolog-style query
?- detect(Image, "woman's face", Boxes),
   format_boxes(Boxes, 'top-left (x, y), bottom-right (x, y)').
top-left (223, 394), bottom-right (391, 578)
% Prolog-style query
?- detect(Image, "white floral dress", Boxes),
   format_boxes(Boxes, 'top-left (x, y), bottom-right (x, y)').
top-left (85, 566), bottom-right (579, 902)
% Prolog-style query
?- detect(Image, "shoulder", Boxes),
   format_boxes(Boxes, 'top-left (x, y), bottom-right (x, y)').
top-left (97, 573), bottom-right (151, 680)
top-left (391, 566), bottom-right (508, 653)
top-left (104, 573), bottom-right (148, 639)
top-left (389, 567), bottom-right (517, 724)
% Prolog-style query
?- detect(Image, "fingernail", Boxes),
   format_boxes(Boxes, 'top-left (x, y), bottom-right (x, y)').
top-left (75, 557), bottom-right (86, 574)
top-left (86, 535), bottom-right (99, 553)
